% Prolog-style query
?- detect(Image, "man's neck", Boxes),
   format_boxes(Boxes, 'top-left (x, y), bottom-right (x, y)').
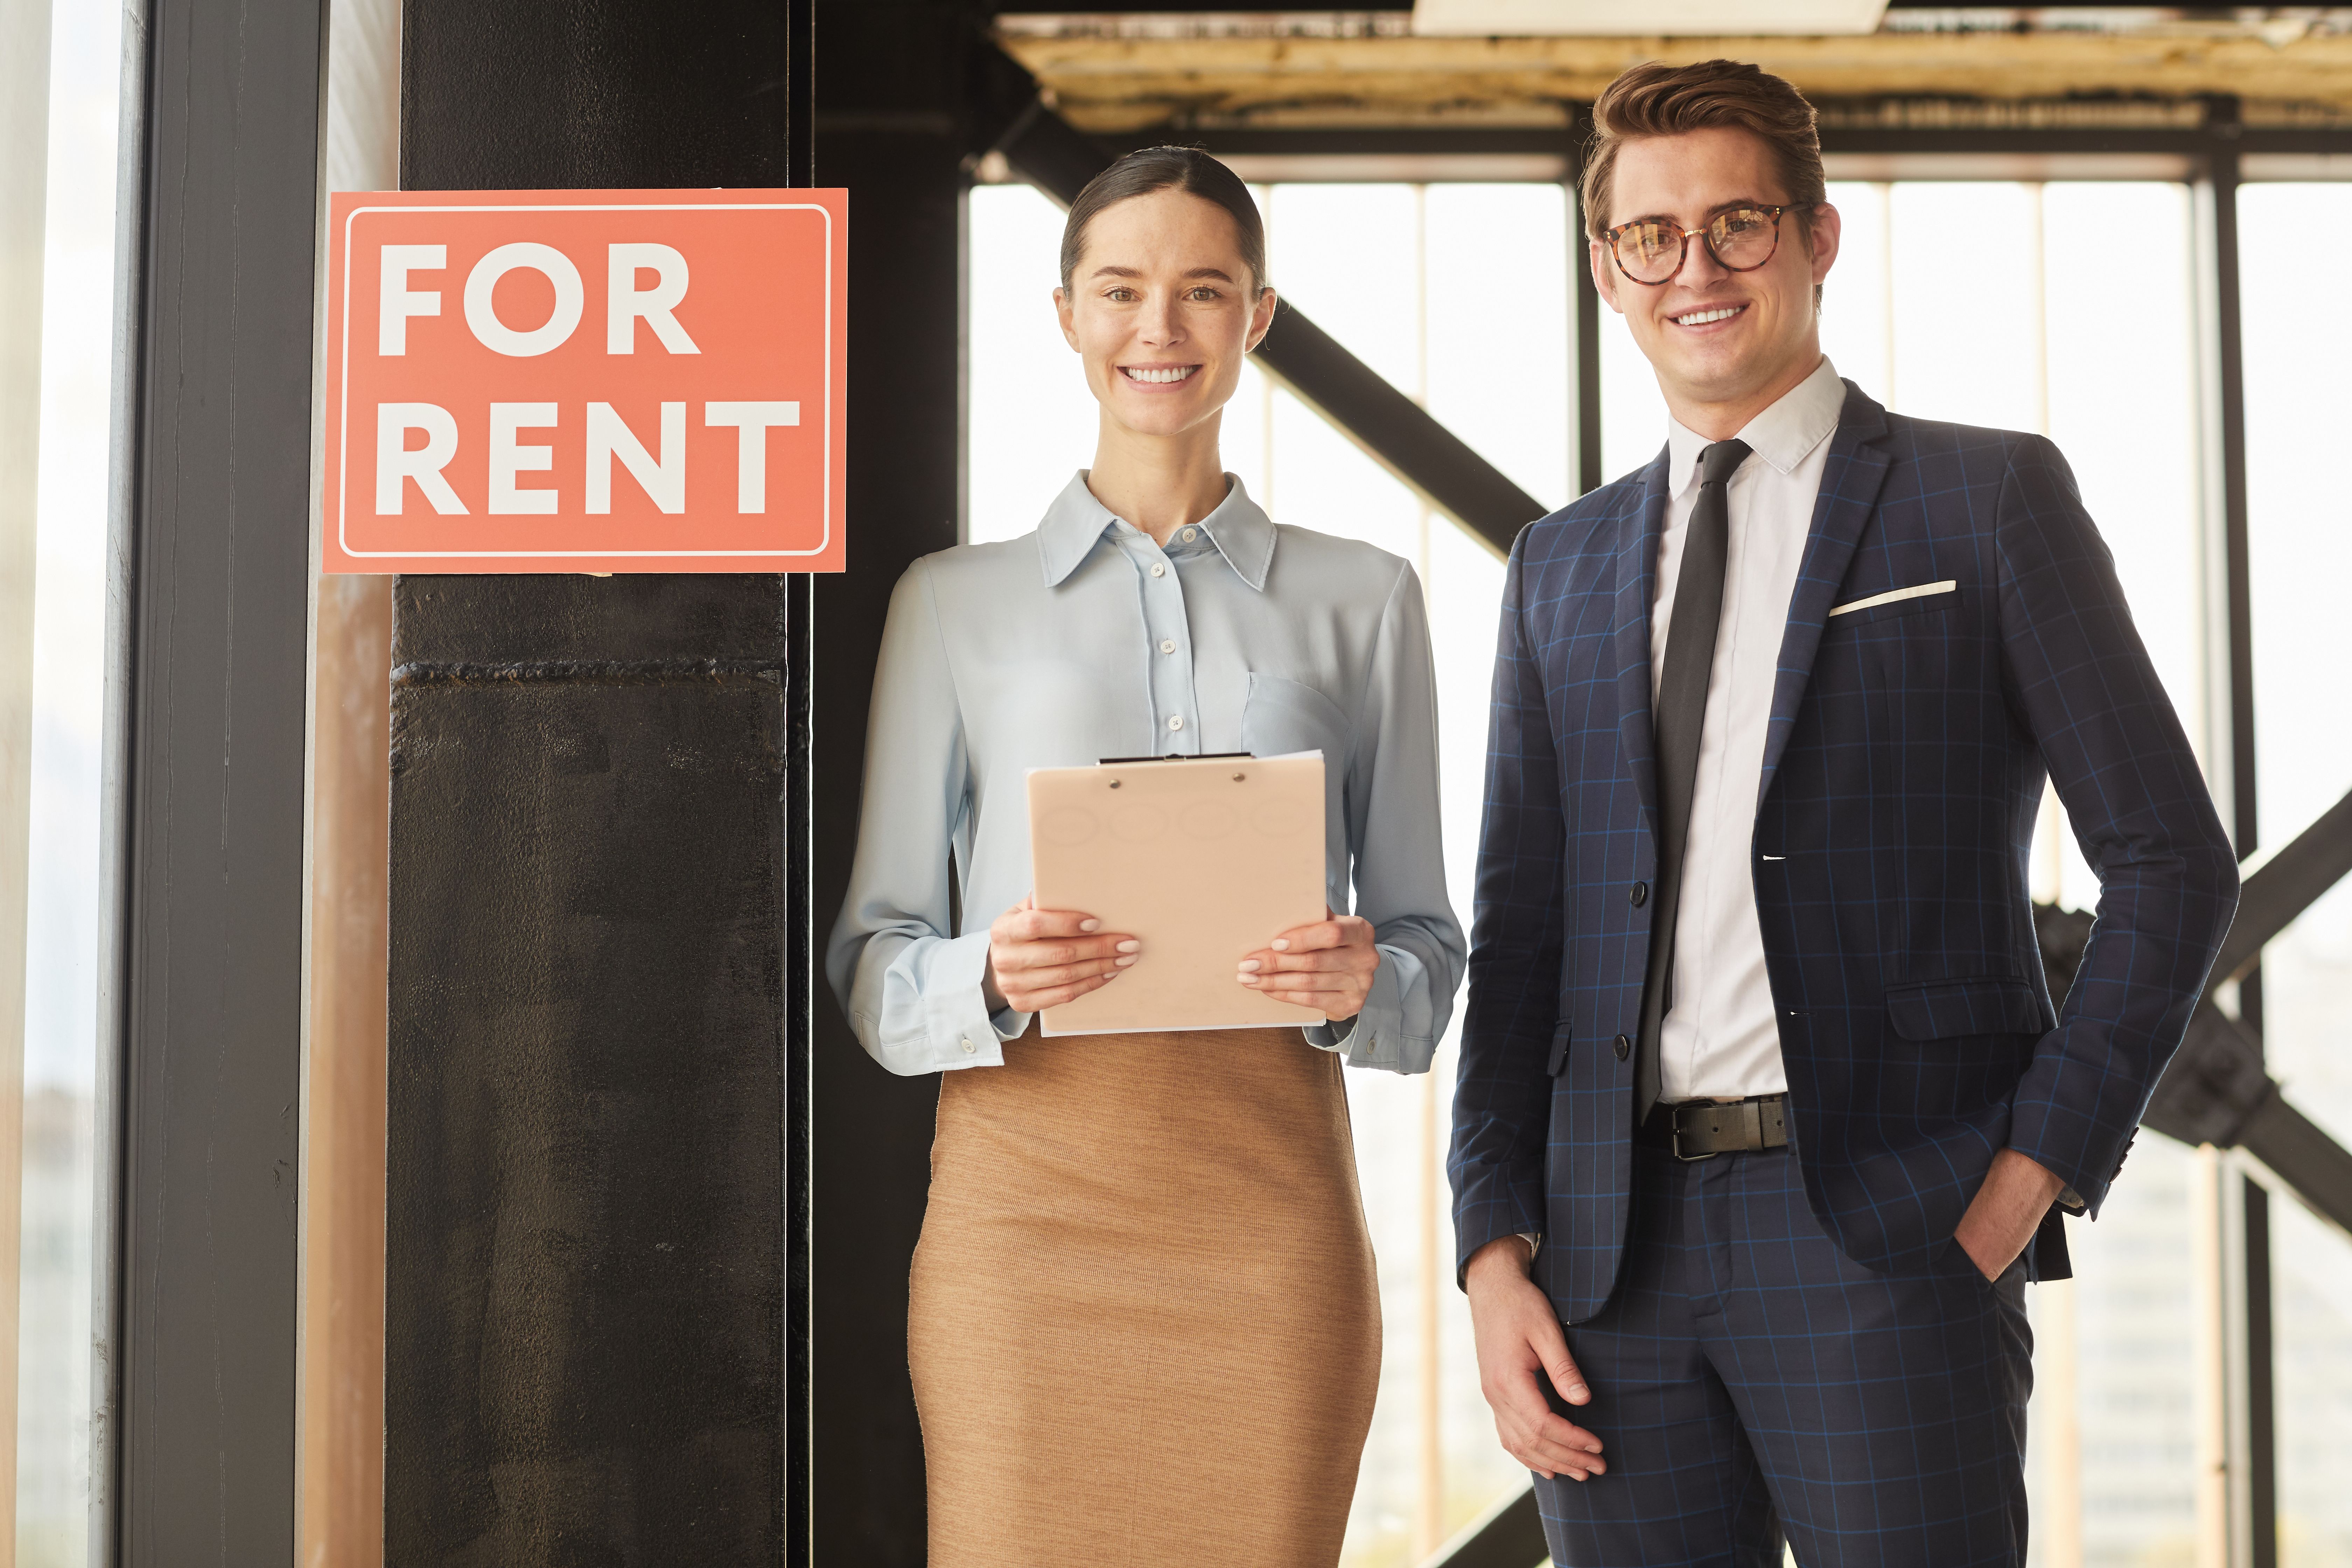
top-left (1662, 347), bottom-right (1825, 443)
top-left (1087, 412), bottom-right (1230, 546)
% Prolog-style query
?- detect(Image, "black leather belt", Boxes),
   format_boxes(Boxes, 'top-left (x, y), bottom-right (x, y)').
top-left (1638, 1094), bottom-right (1790, 1161)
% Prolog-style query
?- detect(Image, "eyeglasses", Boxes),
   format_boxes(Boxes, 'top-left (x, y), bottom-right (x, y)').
top-left (1602, 204), bottom-right (1812, 286)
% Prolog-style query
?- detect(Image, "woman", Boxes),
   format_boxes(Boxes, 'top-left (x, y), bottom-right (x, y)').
top-left (827, 147), bottom-right (1464, 1567)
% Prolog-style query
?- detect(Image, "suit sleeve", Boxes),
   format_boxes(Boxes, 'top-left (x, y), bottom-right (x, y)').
top-left (1449, 530), bottom-right (1569, 1283)
top-left (1995, 434), bottom-right (2240, 1215)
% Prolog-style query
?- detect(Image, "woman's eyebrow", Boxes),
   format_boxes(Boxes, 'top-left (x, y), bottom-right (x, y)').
top-left (1086, 264), bottom-right (1238, 283)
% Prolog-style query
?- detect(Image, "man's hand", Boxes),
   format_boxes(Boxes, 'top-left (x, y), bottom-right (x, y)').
top-left (985, 895), bottom-right (1138, 1014)
top-left (1465, 1237), bottom-right (1607, 1481)
top-left (1237, 910), bottom-right (1380, 1017)
top-left (1953, 1148), bottom-right (2067, 1281)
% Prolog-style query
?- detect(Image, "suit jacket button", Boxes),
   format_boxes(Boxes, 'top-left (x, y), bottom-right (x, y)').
top-left (1613, 1034), bottom-right (1631, 1060)
top-left (1629, 881), bottom-right (1648, 907)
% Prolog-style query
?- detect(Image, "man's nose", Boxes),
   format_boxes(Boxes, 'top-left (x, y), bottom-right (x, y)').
top-left (1671, 232), bottom-right (1730, 288)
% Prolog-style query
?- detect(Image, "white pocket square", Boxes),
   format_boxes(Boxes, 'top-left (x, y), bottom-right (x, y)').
top-left (1828, 580), bottom-right (1958, 618)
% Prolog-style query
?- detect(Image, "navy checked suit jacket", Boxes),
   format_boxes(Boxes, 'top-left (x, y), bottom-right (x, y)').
top-left (1450, 383), bottom-right (2240, 1324)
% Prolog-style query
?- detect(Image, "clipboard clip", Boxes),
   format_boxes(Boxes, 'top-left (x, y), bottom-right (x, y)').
top-left (1097, 751), bottom-right (1252, 765)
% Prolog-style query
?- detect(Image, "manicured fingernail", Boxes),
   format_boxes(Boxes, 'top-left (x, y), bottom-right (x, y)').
top-left (1238, 958), bottom-right (1261, 972)
top-left (1079, 919), bottom-right (1100, 932)
top-left (1116, 939), bottom-right (1140, 953)
top-left (1115, 955), bottom-right (1137, 967)
top-left (1271, 939), bottom-right (1290, 951)
top-left (1238, 975), bottom-right (1258, 986)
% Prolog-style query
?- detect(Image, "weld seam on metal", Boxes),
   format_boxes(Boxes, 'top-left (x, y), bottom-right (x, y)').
top-left (392, 659), bottom-right (786, 688)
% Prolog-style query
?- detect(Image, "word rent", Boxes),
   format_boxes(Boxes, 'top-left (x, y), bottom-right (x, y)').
top-left (372, 241), bottom-right (798, 517)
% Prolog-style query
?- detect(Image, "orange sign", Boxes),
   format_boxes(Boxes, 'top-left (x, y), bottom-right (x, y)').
top-left (323, 188), bottom-right (846, 573)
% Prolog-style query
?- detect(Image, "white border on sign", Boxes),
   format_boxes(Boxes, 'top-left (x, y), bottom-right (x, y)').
top-left (335, 201), bottom-right (837, 559)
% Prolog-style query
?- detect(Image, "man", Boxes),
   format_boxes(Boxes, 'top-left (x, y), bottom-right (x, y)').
top-left (1450, 58), bottom-right (2239, 1567)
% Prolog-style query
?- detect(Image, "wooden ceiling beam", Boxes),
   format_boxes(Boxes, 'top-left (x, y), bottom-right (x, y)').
top-left (1000, 29), bottom-right (2352, 131)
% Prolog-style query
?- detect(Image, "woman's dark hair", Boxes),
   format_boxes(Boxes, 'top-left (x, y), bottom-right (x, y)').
top-left (1058, 146), bottom-right (1270, 294)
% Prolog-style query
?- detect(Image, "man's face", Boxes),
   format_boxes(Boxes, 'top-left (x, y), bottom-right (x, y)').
top-left (1593, 126), bottom-right (1839, 418)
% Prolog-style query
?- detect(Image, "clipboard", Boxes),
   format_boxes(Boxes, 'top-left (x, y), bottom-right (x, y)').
top-left (1026, 751), bottom-right (1328, 1036)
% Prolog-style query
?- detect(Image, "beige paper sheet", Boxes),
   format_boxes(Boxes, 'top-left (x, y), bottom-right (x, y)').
top-left (1027, 751), bottom-right (1329, 1036)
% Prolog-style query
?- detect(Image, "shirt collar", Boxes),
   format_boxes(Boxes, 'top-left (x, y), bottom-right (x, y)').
top-left (1665, 355), bottom-right (1846, 498)
top-left (1034, 470), bottom-right (1277, 591)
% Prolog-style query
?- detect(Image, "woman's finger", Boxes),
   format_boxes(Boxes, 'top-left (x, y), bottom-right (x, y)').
top-left (997, 935), bottom-right (1137, 972)
top-left (1008, 957), bottom-right (1132, 990)
top-left (1004, 973), bottom-right (1117, 1010)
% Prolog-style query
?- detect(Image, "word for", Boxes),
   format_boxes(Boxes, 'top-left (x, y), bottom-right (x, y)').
top-left (380, 242), bottom-right (706, 357)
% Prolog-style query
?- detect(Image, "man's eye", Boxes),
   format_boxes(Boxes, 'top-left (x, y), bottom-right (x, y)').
top-left (1188, 288), bottom-right (1221, 301)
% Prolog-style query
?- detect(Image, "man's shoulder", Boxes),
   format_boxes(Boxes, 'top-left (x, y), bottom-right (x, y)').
top-left (1873, 408), bottom-right (2054, 476)
top-left (1515, 465), bottom-right (1654, 568)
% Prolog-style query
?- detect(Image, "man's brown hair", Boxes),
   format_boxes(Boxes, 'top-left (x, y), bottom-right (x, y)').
top-left (1579, 59), bottom-right (1825, 241)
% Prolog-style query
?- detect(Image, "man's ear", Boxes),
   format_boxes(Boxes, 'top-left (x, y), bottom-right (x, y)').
top-left (1054, 286), bottom-right (1079, 351)
top-left (1806, 203), bottom-right (1842, 286)
top-left (1588, 238), bottom-right (1623, 315)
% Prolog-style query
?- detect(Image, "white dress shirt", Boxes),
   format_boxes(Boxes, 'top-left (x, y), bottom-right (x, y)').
top-left (1649, 356), bottom-right (1846, 1101)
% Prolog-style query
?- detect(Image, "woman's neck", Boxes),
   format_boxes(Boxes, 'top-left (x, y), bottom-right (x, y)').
top-left (1085, 411), bottom-right (1230, 546)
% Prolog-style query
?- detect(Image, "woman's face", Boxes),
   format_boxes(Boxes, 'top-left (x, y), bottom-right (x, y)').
top-left (1056, 188), bottom-right (1276, 442)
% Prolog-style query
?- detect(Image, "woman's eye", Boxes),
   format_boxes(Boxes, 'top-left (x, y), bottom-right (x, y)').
top-left (1105, 287), bottom-right (1138, 302)
top-left (1188, 288), bottom-right (1221, 302)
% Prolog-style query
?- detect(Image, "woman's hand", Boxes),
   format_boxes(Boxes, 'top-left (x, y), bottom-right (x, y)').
top-left (1236, 911), bottom-right (1379, 1019)
top-left (985, 895), bottom-right (1139, 1014)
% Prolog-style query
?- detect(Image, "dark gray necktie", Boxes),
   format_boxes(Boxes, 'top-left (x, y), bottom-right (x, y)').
top-left (1635, 438), bottom-right (1751, 1122)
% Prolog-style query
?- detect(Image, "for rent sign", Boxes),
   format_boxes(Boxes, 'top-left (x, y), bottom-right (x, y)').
top-left (323, 188), bottom-right (847, 573)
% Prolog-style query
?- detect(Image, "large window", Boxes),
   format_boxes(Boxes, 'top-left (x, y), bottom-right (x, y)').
top-left (968, 163), bottom-right (2352, 1567)
top-left (2240, 181), bottom-right (2352, 1567)
top-left (14, 1), bottom-right (125, 1563)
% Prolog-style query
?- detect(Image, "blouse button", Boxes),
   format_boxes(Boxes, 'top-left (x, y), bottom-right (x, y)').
top-left (1167, 715), bottom-right (1185, 732)
top-left (1150, 563), bottom-right (1166, 578)
top-left (960, 1037), bottom-right (976, 1055)
top-left (1182, 527), bottom-right (1198, 542)
top-left (1160, 639), bottom-right (1176, 655)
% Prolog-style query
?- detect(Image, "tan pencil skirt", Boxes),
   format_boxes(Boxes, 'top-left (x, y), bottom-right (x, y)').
top-left (907, 1023), bottom-right (1381, 1568)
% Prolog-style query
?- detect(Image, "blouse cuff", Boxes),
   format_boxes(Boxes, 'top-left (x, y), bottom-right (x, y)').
top-left (925, 931), bottom-right (1017, 1069)
top-left (1303, 955), bottom-right (1428, 1073)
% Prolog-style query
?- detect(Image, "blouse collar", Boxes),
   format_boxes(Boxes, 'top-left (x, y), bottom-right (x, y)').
top-left (1035, 470), bottom-right (1276, 592)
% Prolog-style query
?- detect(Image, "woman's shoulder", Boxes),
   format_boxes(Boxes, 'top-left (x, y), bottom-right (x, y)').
top-left (1266, 523), bottom-right (1415, 598)
top-left (899, 533), bottom-right (1046, 597)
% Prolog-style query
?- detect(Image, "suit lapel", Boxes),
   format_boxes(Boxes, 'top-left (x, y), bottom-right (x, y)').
top-left (1614, 448), bottom-right (1673, 832)
top-left (1756, 385), bottom-right (1894, 806)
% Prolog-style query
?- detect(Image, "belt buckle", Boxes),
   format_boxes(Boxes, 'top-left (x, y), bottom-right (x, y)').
top-left (1669, 1111), bottom-right (1716, 1162)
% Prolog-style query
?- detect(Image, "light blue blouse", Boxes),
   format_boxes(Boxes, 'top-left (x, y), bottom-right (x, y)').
top-left (826, 472), bottom-right (1465, 1077)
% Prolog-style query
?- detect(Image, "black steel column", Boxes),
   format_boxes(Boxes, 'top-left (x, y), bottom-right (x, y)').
top-left (103, 0), bottom-right (324, 1560)
top-left (387, 6), bottom-right (808, 1562)
top-left (2201, 96), bottom-right (2277, 1568)
top-left (1569, 105), bottom-right (1604, 497)
top-left (808, 4), bottom-right (988, 1561)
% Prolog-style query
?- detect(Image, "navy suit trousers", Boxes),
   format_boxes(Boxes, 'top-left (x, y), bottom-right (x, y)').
top-left (1534, 1143), bottom-right (2032, 1567)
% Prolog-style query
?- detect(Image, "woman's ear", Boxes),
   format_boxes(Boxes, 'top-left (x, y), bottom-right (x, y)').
top-left (1245, 285), bottom-right (1277, 352)
top-left (1054, 286), bottom-right (1080, 351)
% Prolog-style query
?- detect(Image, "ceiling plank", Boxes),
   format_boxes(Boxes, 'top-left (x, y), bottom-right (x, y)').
top-left (1001, 28), bottom-right (2352, 130)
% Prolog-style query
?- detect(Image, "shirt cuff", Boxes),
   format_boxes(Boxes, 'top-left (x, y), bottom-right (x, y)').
top-left (925, 931), bottom-right (1018, 1069)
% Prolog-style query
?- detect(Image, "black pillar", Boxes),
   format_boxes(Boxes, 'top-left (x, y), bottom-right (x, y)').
top-left (387, 5), bottom-right (809, 1562)
top-left (105, 0), bottom-right (323, 1560)
top-left (808, 5), bottom-right (987, 1560)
